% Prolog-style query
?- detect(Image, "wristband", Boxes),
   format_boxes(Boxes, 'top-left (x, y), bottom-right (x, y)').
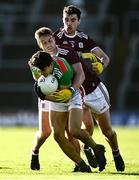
top-left (68, 86), bottom-right (75, 93)
top-left (99, 57), bottom-right (104, 66)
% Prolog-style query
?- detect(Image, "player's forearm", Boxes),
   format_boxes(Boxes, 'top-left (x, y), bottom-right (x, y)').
top-left (72, 72), bottom-right (85, 90)
top-left (28, 60), bottom-right (41, 80)
top-left (91, 47), bottom-right (110, 68)
top-left (30, 66), bottom-right (41, 80)
top-left (72, 63), bottom-right (85, 90)
top-left (100, 55), bottom-right (110, 68)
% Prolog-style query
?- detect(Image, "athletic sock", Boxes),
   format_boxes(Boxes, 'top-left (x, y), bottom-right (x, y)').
top-left (112, 149), bottom-right (119, 156)
top-left (84, 144), bottom-right (89, 150)
top-left (32, 150), bottom-right (39, 155)
top-left (78, 160), bottom-right (87, 166)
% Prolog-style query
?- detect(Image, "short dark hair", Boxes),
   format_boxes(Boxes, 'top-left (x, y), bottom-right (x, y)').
top-left (63, 5), bottom-right (81, 20)
top-left (31, 51), bottom-right (53, 71)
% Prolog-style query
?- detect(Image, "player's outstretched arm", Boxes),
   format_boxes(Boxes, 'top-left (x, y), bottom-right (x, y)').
top-left (91, 47), bottom-right (110, 68)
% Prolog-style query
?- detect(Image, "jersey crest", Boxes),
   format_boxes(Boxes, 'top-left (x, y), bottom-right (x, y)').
top-left (62, 41), bottom-right (69, 45)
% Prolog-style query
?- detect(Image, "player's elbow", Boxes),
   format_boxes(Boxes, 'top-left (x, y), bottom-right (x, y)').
top-left (81, 70), bottom-right (85, 82)
top-left (103, 55), bottom-right (110, 68)
top-left (79, 71), bottom-right (85, 85)
top-left (106, 56), bottom-right (110, 66)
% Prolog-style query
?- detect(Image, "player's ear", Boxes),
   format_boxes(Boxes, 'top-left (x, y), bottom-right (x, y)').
top-left (38, 42), bottom-right (43, 50)
top-left (62, 17), bottom-right (64, 24)
top-left (50, 62), bottom-right (54, 68)
top-left (53, 36), bottom-right (56, 42)
top-left (36, 40), bottom-right (42, 49)
top-left (78, 19), bottom-right (81, 26)
top-left (50, 63), bottom-right (54, 73)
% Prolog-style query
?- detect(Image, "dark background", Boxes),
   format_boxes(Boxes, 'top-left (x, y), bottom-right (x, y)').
top-left (0, 0), bottom-right (139, 114)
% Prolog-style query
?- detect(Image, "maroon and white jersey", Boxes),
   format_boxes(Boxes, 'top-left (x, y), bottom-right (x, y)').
top-left (57, 45), bottom-right (80, 65)
top-left (54, 28), bottom-right (101, 94)
top-left (54, 28), bottom-right (98, 53)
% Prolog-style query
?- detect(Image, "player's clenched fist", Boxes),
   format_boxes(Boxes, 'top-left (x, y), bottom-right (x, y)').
top-left (81, 53), bottom-right (104, 74)
top-left (92, 61), bottom-right (103, 74)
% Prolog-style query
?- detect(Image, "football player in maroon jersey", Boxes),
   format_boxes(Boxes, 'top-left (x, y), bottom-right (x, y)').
top-left (29, 27), bottom-right (107, 172)
top-left (53, 5), bottom-right (125, 172)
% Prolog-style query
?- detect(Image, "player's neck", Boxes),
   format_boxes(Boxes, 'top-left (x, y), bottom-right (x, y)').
top-left (63, 29), bottom-right (77, 37)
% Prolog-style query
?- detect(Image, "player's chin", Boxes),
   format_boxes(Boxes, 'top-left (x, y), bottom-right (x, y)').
top-left (66, 28), bottom-right (74, 34)
top-left (47, 49), bottom-right (53, 54)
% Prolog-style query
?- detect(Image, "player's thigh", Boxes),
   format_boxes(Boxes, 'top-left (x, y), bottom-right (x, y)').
top-left (38, 99), bottom-right (51, 133)
top-left (38, 110), bottom-right (51, 133)
top-left (68, 91), bottom-right (83, 131)
top-left (95, 109), bottom-right (112, 133)
top-left (83, 107), bottom-right (94, 128)
top-left (50, 111), bottom-right (68, 134)
top-left (69, 108), bottom-right (83, 132)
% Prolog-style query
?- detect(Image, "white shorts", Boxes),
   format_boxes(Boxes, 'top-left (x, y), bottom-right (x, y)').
top-left (50, 90), bottom-right (82, 112)
top-left (38, 90), bottom-right (82, 112)
top-left (38, 99), bottom-right (50, 112)
top-left (85, 82), bottom-right (110, 114)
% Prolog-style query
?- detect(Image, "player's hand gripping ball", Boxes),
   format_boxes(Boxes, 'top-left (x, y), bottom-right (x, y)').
top-left (53, 89), bottom-right (73, 103)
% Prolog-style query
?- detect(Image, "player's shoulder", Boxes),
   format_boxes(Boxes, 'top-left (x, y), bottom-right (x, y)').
top-left (58, 45), bottom-right (74, 51)
top-left (76, 30), bottom-right (89, 40)
top-left (53, 27), bottom-right (64, 39)
top-left (58, 45), bottom-right (75, 55)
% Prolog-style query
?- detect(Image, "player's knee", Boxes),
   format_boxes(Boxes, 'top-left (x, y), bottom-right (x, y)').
top-left (70, 128), bottom-right (81, 139)
top-left (39, 129), bottom-right (52, 139)
top-left (45, 129), bottom-right (52, 138)
top-left (110, 130), bottom-right (117, 140)
top-left (53, 132), bottom-right (64, 143)
top-left (102, 128), bottom-right (114, 139)
top-left (85, 123), bottom-right (94, 134)
top-left (53, 132), bottom-right (59, 142)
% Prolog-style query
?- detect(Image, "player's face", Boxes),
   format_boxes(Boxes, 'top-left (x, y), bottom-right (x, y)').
top-left (39, 35), bottom-right (56, 55)
top-left (63, 14), bottom-right (80, 35)
top-left (41, 63), bottom-right (53, 77)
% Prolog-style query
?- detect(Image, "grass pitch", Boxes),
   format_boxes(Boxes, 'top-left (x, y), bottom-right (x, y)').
top-left (0, 126), bottom-right (139, 180)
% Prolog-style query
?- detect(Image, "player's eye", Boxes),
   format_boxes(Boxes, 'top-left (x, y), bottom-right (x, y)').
top-left (49, 38), bottom-right (53, 42)
top-left (41, 41), bottom-right (46, 45)
top-left (71, 18), bottom-right (76, 22)
top-left (65, 18), bottom-right (69, 22)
